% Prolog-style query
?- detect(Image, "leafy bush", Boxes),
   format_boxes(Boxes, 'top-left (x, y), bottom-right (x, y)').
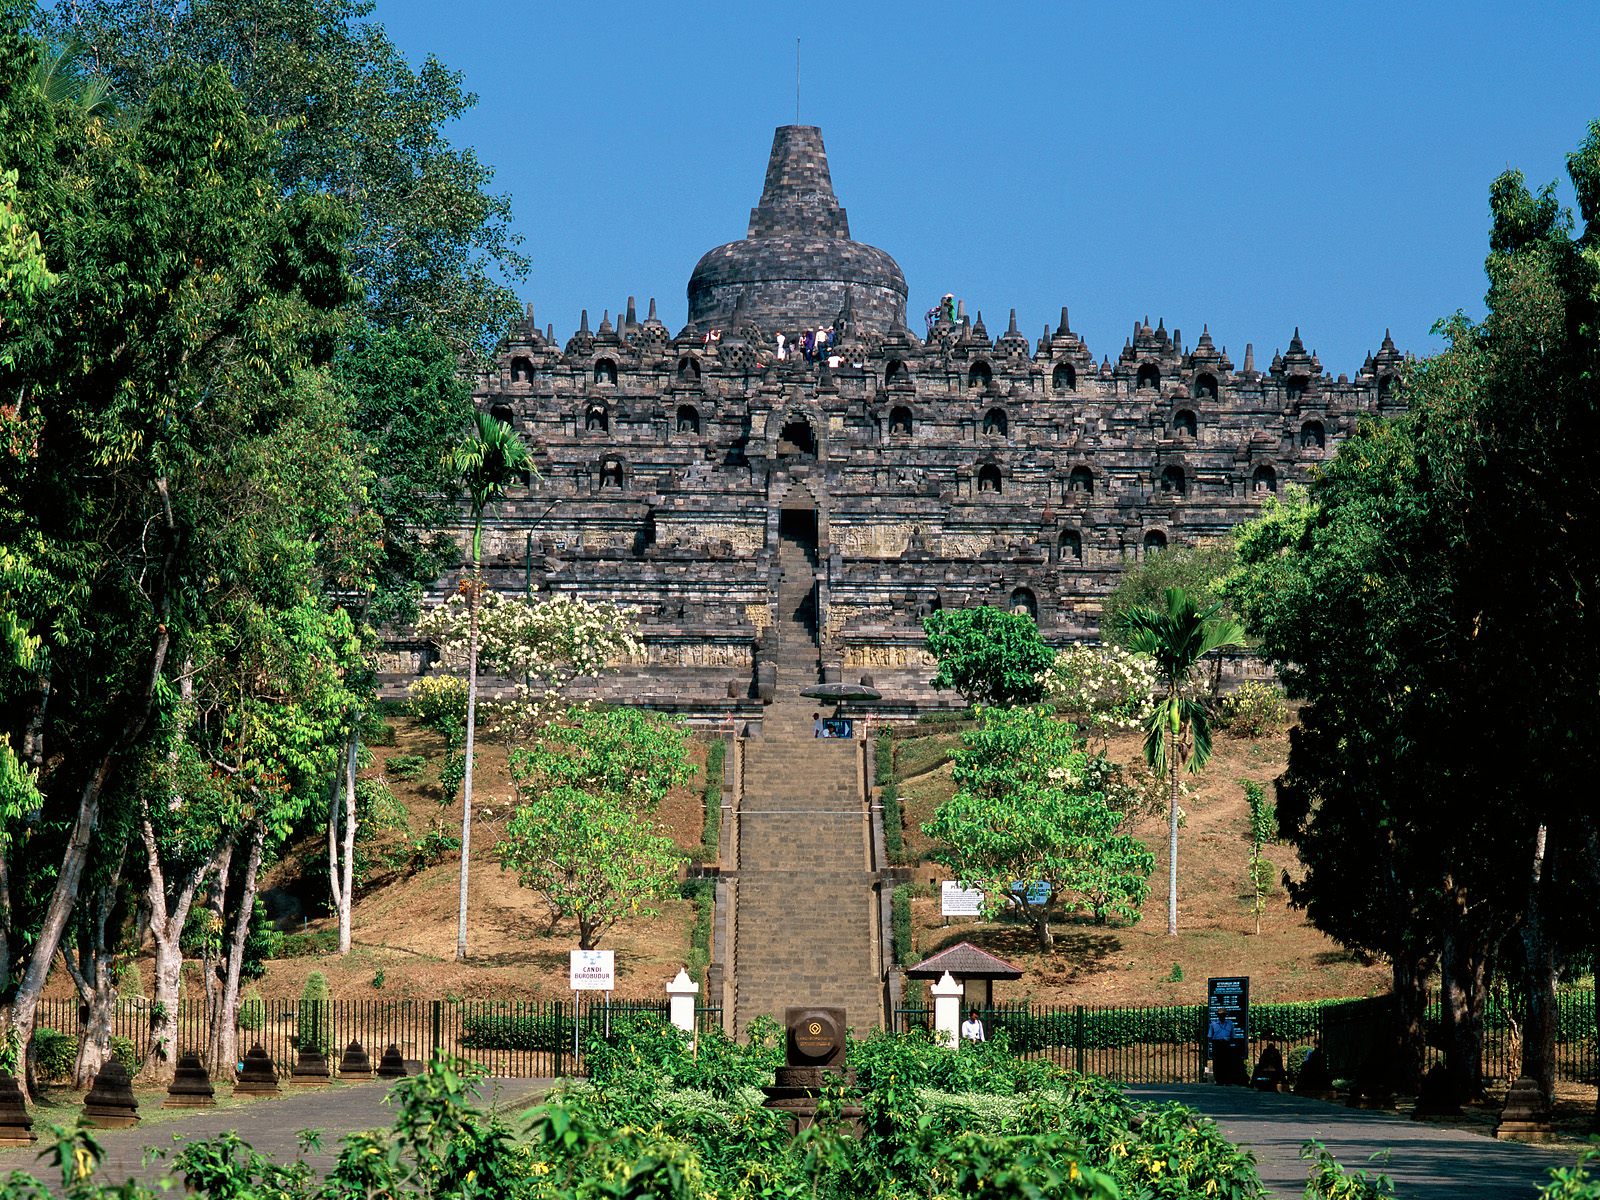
top-left (387, 820), bottom-right (462, 877)
top-left (1219, 680), bottom-right (1288, 737)
top-left (437, 748), bottom-right (466, 802)
top-left (891, 884), bottom-right (915, 967)
top-left (386, 753), bottom-right (428, 782)
top-left (881, 776), bottom-right (905, 862)
top-left (460, 1012), bottom-right (569, 1054)
top-left (363, 715), bottom-right (398, 747)
top-left (682, 878), bottom-right (714, 982)
top-left (238, 987), bottom-right (266, 1033)
top-left (275, 928), bottom-right (338, 958)
top-left (1301, 1140), bottom-right (1396, 1198)
top-left (298, 973), bottom-right (333, 1056)
top-left (691, 738), bottom-right (724, 861)
top-left (31, 1028), bottom-right (76, 1082)
top-left (111, 1036), bottom-right (138, 1076)
top-left (408, 674), bottom-right (468, 745)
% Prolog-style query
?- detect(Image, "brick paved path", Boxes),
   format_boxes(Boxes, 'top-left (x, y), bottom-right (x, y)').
top-left (1127, 1084), bottom-right (1579, 1200)
top-left (0, 1077), bottom-right (550, 1192)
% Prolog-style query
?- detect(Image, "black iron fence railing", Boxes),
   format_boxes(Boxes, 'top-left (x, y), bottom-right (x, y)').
top-left (894, 990), bottom-right (1597, 1087)
top-left (32, 997), bottom-right (724, 1081)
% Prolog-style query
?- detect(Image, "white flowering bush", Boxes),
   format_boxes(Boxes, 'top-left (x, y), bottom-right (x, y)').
top-left (415, 591), bottom-right (642, 737)
top-left (1043, 644), bottom-right (1156, 736)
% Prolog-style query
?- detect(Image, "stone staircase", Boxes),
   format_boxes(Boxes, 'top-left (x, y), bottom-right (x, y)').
top-left (727, 531), bottom-right (884, 1035)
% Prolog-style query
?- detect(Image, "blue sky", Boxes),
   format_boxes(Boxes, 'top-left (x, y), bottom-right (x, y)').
top-left (374, 0), bottom-right (1599, 375)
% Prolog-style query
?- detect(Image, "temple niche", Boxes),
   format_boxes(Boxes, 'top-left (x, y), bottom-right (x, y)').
top-left (419, 125), bottom-right (1408, 715)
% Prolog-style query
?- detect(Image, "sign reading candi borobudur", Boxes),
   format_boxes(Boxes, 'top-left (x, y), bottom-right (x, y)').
top-left (569, 950), bottom-right (615, 992)
top-left (785, 1007), bottom-right (845, 1069)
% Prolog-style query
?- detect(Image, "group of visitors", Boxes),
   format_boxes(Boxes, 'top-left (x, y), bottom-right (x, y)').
top-left (810, 712), bottom-right (854, 739)
top-left (776, 326), bottom-right (842, 366)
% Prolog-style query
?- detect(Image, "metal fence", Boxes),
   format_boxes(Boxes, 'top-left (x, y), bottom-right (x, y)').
top-left (33, 997), bottom-right (724, 1081)
top-left (894, 990), bottom-right (1597, 1087)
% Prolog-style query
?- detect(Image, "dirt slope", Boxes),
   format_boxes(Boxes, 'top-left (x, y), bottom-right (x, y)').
top-left (894, 720), bottom-right (1390, 1007)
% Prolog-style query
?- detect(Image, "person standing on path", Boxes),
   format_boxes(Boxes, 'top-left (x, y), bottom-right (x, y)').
top-left (961, 1010), bottom-right (985, 1042)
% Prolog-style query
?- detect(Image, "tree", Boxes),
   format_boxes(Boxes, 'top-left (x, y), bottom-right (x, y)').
top-left (448, 410), bottom-right (531, 962)
top-left (921, 706), bottom-right (1153, 951)
top-left (1242, 780), bottom-right (1275, 935)
top-left (1101, 539), bottom-right (1239, 650)
top-left (0, 30), bottom-right (359, 1087)
top-left (923, 607), bottom-right (1055, 708)
top-left (54, 0), bottom-right (527, 355)
top-left (1119, 587), bottom-right (1243, 937)
top-left (1041, 643), bottom-right (1155, 749)
top-left (512, 707), bottom-right (692, 811)
top-left (496, 786), bottom-right (681, 951)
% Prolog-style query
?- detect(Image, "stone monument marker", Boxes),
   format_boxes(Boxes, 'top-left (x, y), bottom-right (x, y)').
top-left (762, 1007), bottom-right (862, 1133)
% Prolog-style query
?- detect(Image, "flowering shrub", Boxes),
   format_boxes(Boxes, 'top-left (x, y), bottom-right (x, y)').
top-left (1043, 644), bottom-right (1156, 737)
top-left (1218, 681), bottom-right (1288, 738)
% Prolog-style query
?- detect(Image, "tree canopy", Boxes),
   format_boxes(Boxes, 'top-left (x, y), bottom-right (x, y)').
top-left (923, 606), bottom-right (1055, 708)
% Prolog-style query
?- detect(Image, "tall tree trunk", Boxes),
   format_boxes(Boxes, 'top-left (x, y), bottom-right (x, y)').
top-left (1390, 951), bottom-right (1431, 1095)
top-left (1166, 757), bottom-right (1179, 936)
top-left (329, 726), bottom-right (358, 955)
top-left (60, 847), bottom-right (128, 1088)
top-left (139, 802), bottom-right (219, 1084)
top-left (1439, 925), bottom-right (1489, 1103)
top-left (457, 577), bottom-right (480, 962)
top-left (200, 838), bottom-right (234, 1047)
top-left (2, 480), bottom-right (173, 1099)
top-left (1520, 822), bottom-right (1557, 1100)
top-left (207, 821), bottom-right (263, 1078)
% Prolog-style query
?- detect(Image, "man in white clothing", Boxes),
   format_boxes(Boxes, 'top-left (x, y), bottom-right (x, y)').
top-left (960, 1010), bottom-right (985, 1042)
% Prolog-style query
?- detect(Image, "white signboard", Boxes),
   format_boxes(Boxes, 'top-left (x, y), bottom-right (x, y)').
top-left (940, 881), bottom-right (985, 918)
top-left (569, 949), bottom-right (616, 991)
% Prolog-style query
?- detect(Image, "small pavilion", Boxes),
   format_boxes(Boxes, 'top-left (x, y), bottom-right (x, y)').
top-left (905, 942), bottom-right (1022, 1011)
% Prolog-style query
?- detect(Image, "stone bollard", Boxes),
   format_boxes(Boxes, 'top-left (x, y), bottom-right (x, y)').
top-left (930, 971), bottom-right (963, 1049)
top-left (338, 1040), bottom-right (374, 1079)
top-left (376, 1043), bottom-right (409, 1078)
top-left (164, 1053), bottom-right (216, 1108)
top-left (235, 1044), bottom-right (280, 1096)
top-left (0, 1073), bottom-right (35, 1146)
top-left (1496, 1076), bottom-right (1556, 1142)
top-left (291, 1046), bottom-right (331, 1084)
top-left (82, 1060), bottom-right (140, 1129)
top-left (666, 969), bottom-right (699, 1034)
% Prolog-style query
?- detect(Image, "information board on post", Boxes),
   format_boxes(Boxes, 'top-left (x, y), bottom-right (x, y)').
top-left (1206, 976), bottom-right (1250, 1084)
top-left (940, 881), bottom-right (984, 918)
top-left (569, 949), bottom-right (616, 992)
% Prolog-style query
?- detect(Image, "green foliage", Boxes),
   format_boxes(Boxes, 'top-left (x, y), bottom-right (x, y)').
top-left (238, 987), bottom-right (266, 1033)
top-left (363, 719), bottom-right (397, 748)
top-left (496, 783), bottom-right (682, 951)
top-left (298, 972), bottom-right (333, 1056)
top-left (1102, 538), bottom-right (1241, 648)
top-left (877, 735), bottom-right (907, 862)
top-left (1219, 681), bottom-right (1288, 738)
top-left (1300, 1141), bottom-right (1396, 1199)
top-left (408, 675), bottom-right (469, 746)
top-left (1167, 961), bottom-right (1184, 982)
top-left (114, 963), bottom-right (145, 1002)
top-left (692, 738), bottom-right (724, 862)
top-left (385, 753), bottom-right (428, 782)
top-left (891, 884), bottom-right (915, 967)
top-left (874, 730), bottom-right (893, 785)
top-left (923, 606), bottom-right (1056, 707)
top-left (275, 928), bottom-right (338, 958)
top-left (1244, 779), bottom-right (1277, 933)
top-left (110, 1036), bottom-right (137, 1076)
top-left (923, 706), bottom-right (1153, 948)
top-left (682, 879), bottom-right (714, 982)
top-left (1042, 643), bottom-right (1157, 741)
top-left (387, 820), bottom-right (461, 877)
top-left (30, 1028), bottom-right (75, 1083)
top-left (1539, 1147), bottom-right (1600, 1199)
top-left (512, 707), bottom-right (692, 814)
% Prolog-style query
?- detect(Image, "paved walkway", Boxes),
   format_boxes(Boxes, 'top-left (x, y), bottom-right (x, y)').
top-left (1127, 1084), bottom-right (1580, 1200)
top-left (0, 1076), bottom-right (551, 1192)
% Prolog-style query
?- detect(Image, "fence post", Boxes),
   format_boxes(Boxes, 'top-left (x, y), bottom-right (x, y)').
top-left (430, 1000), bottom-right (442, 1063)
top-left (1073, 1005), bottom-right (1085, 1075)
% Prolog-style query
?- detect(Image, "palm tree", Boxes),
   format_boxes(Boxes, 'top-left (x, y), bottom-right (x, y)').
top-left (1121, 586), bottom-right (1244, 936)
top-left (30, 38), bottom-right (113, 116)
top-left (452, 410), bottom-right (532, 961)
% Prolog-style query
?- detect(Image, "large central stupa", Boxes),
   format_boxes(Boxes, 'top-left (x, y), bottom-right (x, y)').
top-left (686, 125), bottom-right (909, 336)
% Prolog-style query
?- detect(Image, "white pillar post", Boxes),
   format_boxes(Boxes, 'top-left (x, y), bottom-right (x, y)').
top-left (931, 971), bottom-right (963, 1049)
top-left (666, 968), bottom-right (699, 1034)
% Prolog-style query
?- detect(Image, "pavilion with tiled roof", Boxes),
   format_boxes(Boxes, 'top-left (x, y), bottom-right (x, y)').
top-left (905, 942), bottom-right (1023, 1009)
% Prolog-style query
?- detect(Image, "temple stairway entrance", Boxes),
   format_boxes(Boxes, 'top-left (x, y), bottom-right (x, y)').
top-left (725, 503), bottom-right (884, 1036)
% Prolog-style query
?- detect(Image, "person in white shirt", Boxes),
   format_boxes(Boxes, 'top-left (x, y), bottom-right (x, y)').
top-left (960, 1010), bottom-right (985, 1042)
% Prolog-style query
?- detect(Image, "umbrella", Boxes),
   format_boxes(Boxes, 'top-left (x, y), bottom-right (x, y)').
top-left (799, 683), bottom-right (882, 702)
